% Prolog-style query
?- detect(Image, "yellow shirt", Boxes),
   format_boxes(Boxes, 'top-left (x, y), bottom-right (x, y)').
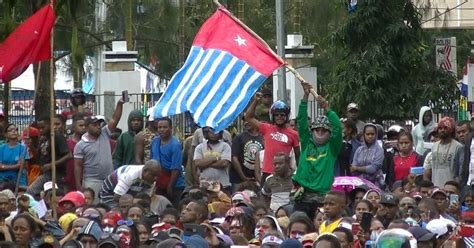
top-left (319, 218), bottom-right (343, 234)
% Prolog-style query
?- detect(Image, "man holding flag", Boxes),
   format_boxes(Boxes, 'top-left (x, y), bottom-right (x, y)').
top-left (245, 95), bottom-right (300, 184)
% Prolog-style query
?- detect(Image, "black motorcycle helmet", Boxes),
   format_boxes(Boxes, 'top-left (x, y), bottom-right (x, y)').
top-left (70, 88), bottom-right (86, 106)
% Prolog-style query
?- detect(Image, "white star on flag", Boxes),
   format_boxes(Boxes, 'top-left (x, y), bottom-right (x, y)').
top-left (0, 66), bottom-right (3, 74)
top-left (34, 31), bottom-right (38, 34)
top-left (234, 35), bottom-right (247, 46)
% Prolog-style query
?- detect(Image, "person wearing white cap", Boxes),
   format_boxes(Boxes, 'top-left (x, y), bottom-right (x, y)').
top-left (346, 102), bottom-right (365, 135)
top-left (426, 218), bottom-right (454, 247)
top-left (74, 98), bottom-right (124, 200)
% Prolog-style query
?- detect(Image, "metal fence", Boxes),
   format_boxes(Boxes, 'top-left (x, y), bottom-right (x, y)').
top-left (9, 90), bottom-right (408, 140)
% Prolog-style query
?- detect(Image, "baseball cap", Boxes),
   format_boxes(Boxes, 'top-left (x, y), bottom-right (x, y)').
top-left (59, 191), bottom-right (85, 208)
top-left (62, 240), bottom-right (84, 248)
top-left (261, 233), bottom-right (283, 245)
top-left (311, 115), bottom-right (331, 131)
top-left (78, 220), bottom-right (103, 242)
top-left (59, 213), bottom-right (78, 232)
top-left (280, 238), bottom-right (303, 248)
top-left (43, 181), bottom-right (58, 192)
top-left (103, 211), bottom-right (122, 224)
top-left (379, 193), bottom-right (399, 206)
top-left (430, 188), bottom-right (447, 198)
top-left (347, 102), bottom-right (359, 111)
top-left (232, 191), bottom-right (250, 203)
top-left (408, 226), bottom-right (436, 242)
top-left (0, 189), bottom-right (15, 200)
top-left (85, 115), bottom-right (105, 125)
top-left (22, 127), bottom-right (40, 139)
top-left (184, 234), bottom-right (208, 247)
top-left (426, 219), bottom-right (450, 238)
top-left (301, 232), bottom-right (318, 248)
top-left (168, 227), bottom-right (184, 241)
top-left (147, 231), bottom-right (170, 244)
top-left (216, 234), bottom-right (234, 246)
top-left (37, 234), bottom-right (60, 248)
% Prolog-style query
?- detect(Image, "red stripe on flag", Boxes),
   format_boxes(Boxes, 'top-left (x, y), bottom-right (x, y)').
top-left (0, 5), bottom-right (55, 82)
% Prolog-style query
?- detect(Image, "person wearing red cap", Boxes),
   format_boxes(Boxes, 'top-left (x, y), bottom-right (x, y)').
top-left (58, 191), bottom-right (85, 214)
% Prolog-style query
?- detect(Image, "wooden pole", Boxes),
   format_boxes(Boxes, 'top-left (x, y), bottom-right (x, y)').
top-left (211, 0), bottom-right (317, 97)
top-left (15, 63), bottom-right (42, 196)
top-left (49, 3), bottom-right (57, 221)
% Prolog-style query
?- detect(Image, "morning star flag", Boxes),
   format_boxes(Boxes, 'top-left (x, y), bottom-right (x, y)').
top-left (153, 7), bottom-right (284, 131)
top-left (0, 4), bottom-right (55, 82)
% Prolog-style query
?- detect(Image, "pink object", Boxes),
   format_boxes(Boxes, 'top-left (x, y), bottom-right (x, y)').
top-left (332, 176), bottom-right (381, 193)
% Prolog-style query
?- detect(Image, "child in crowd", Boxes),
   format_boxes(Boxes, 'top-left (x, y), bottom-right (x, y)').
top-left (261, 152), bottom-right (293, 212)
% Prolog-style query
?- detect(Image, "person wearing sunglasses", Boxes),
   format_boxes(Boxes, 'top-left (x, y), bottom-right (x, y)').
top-left (114, 219), bottom-right (139, 248)
top-left (245, 91), bottom-right (300, 185)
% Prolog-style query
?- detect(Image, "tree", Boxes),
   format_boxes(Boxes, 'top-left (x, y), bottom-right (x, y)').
top-left (327, 0), bottom-right (458, 121)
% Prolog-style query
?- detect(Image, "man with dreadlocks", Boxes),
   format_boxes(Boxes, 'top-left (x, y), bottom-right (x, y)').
top-left (424, 116), bottom-right (464, 188)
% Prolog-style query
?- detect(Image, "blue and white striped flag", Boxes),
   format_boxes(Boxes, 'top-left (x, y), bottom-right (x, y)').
top-left (153, 7), bottom-right (284, 131)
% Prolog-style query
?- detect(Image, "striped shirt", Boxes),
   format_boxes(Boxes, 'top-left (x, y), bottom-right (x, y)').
top-left (99, 165), bottom-right (154, 203)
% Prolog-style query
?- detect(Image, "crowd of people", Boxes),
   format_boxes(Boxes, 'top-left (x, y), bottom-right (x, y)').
top-left (0, 82), bottom-right (470, 248)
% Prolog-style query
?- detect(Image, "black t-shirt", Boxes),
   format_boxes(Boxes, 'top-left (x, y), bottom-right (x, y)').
top-left (38, 131), bottom-right (69, 175)
top-left (230, 131), bottom-right (264, 183)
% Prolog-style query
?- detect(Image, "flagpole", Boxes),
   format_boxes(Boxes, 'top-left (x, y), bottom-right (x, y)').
top-left (48, 2), bottom-right (57, 220)
top-left (212, 0), bottom-right (318, 98)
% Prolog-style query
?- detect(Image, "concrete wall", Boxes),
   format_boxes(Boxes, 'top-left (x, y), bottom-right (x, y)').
top-left (97, 70), bottom-right (141, 132)
top-left (418, 0), bottom-right (474, 28)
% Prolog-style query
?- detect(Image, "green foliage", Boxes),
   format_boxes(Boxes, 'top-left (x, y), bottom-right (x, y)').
top-left (328, 0), bottom-right (459, 120)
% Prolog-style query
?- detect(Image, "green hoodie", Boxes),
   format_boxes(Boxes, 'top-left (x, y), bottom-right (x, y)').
top-left (292, 100), bottom-right (342, 194)
top-left (113, 109), bottom-right (144, 167)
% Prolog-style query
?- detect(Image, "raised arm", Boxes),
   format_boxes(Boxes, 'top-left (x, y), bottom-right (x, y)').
top-left (245, 92), bottom-right (263, 131)
top-left (107, 99), bottom-right (125, 133)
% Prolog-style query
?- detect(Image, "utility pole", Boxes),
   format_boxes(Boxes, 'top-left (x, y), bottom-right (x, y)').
top-left (238, 0), bottom-right (244, 21)
top-left (276, 0), bottom-right (286, 102)
top-left (125, 0), bottom-right (133, 51)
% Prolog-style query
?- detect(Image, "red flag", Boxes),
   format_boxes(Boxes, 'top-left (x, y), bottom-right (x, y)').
top-left (0, 5), bottom-right (55, 82)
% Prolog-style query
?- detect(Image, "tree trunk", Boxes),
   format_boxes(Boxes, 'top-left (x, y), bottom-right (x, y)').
top-left (34, 61), bottom-right (51, 121)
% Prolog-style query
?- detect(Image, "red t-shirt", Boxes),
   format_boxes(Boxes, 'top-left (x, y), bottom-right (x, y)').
top-left (393, 152), bottom-right (418, 181)
top-left (66, 138), bottom-right (79, 191)
top-left (259, 123), bottom-right (300, 174)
